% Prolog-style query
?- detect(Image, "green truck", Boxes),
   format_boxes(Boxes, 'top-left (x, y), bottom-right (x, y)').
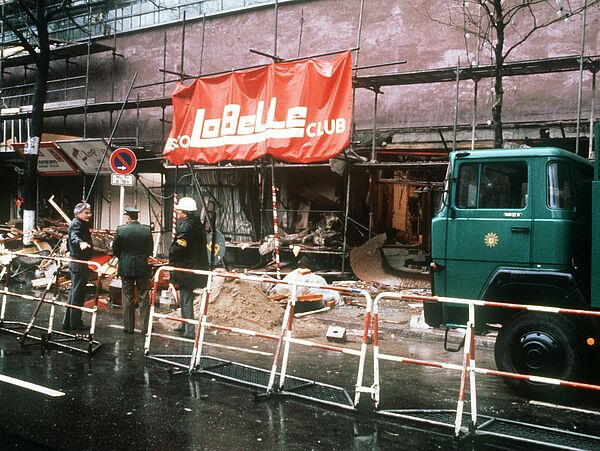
top-left (424, 126), bottom-right (600, 396)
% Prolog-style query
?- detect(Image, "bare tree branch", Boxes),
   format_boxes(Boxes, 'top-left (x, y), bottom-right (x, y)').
top-left (0, 14), bottom-right (37, 60)
top-left (14, 0), bottom-right (41, 29)
top-left (503, 2), bottom-right (600, 60)
top-left (47, 0), bottom-right (73, 21)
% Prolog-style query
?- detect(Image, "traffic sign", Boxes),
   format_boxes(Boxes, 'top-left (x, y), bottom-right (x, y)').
top-left (111, 174), bottom-right (135, 186)
top-left (109, 147), bottom-right (137, 175)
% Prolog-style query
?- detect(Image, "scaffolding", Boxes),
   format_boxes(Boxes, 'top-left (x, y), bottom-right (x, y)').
top-left (0, 0), bottom-right (598, 275)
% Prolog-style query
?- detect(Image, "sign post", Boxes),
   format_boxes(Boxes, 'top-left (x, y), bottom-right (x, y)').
top-left (109, 148), bottom-right (137, 225)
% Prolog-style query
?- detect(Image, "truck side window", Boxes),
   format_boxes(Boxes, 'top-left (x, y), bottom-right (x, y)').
top-left (456, 164), bottom-right (478, 208)
top-left (547, 161), bottom-right (573, 210)
top-left (456, 162), bottom-right (527, 209)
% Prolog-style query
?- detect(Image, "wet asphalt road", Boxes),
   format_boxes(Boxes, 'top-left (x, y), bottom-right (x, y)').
top-left (1, 290), bottom-right (600, 450)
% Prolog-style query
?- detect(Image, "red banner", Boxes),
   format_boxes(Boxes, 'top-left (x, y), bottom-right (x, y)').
top-left (163, 52), bottom-right (353, 165)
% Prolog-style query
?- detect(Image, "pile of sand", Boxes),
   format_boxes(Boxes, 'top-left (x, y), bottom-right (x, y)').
top-left (194, 276), bottom-right (325, 338)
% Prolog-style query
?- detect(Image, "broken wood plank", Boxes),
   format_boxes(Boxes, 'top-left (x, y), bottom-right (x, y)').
top-left (294, 306), bottom-right (331, 318)
top-left (297, 293), bottom-right (323, 302)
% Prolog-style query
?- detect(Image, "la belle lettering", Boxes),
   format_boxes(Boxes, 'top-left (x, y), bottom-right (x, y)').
top-left (165, 97), bottom-right (346, 151)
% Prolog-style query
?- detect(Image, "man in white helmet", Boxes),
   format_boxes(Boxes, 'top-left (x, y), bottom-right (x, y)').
top-left (169, 196), bottom-right (208, 339)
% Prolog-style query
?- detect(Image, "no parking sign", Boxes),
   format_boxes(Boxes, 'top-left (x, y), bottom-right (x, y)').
top-left (109, 147), bottom-right (137, 226)
top-left (109, 147), bottom-right (137, 175)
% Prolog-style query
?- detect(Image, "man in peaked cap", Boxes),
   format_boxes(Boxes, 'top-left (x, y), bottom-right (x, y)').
top-left (112, 206), bottom-right (154, 334)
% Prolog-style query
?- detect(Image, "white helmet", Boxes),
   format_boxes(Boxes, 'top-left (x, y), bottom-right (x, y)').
top-left (174, 197), bottom-right (197, 212)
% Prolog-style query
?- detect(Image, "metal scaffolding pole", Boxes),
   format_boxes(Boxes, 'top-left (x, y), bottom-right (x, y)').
top-left (199, 14), bottom-right (206, 75)
top-left (575, 0), bottom-right (588, 156)
top-left (471, 78), bottom-right (479, 150)
top-left (274, 0), bottom-right (279, 58)
top-left (110, 0), bottom-right (118, 130)
top-left (162, 30), bottom-right (167, 143)
top-left (180, 11), bottom-right (187, 78)
top-left (340, 171), bottom-right (352, 275)
top-left (350, 0), bottom-right (365, 143)
top-left (83, 4), bottom-right (92, 138)
top-left (589, 70), bottom-right (597, 160)
top-left (371, 90), bottom-right (379, 162)
top-left (453, 59), bottom-right (461, 152)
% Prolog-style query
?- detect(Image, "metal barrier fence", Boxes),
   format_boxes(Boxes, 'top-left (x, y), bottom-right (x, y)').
top-left (134, 263), bottom-right (600, 447)
top-left (0, 251), bottom-right (103, 355)
top-left (363, 291), bottom-right (600, 446)
top-left (144, 266), bottom-right (374, 410)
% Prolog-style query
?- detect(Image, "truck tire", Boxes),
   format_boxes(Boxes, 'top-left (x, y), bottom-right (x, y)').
top-left (494, 311), bottom-right (581, 398)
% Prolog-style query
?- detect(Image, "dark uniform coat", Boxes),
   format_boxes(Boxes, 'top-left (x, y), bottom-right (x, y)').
top-left (112, 220), bottom-right (154, 277)
top-left (169, 214), bottom-right (208, 288)
top-left (67, 217), bottom-right (94, 272)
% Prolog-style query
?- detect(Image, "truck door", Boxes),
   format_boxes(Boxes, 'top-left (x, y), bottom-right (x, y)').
top-left (444, 159), bottom-right (532, 301)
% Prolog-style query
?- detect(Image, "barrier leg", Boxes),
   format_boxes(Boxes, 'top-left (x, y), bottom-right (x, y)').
top-left (46, 268), bottom-right (62, 336)
top-left (0, 265), bottom-right (9, 323)
top-left (145, 305), bottom-right (156, 351)
top-left (372, 309), bottom-right (380, 407)
top-left (144, 279), bottom-right (160, 354)
top-left (353, 293), bottom-right (373, 407)
top-left (278, 285), bottom-right (297, 389)
top-left (454, 320), bottom-right (473, 436)
top-left (88, 308), bottom-right (98, 354)
top-left (20, 271), bottom-right (56, 342)
top-left (267, 289), bottom-right (295, 394)
top-left (192, 274), bottom-right (213, 371)
top-left (468, 303), bottom-right (477, 429)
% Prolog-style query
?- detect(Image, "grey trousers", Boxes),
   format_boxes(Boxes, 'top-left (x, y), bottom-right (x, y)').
top-left (62, 266), bottom-right (89, 329)
top-left (180, 286), bottom-right (195, 336)
top-left (122, 276), bottom-right (151, 334)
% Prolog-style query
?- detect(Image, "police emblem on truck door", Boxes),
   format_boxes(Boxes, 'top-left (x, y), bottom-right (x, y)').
top-left (484, 232), bottom-right (499, 247)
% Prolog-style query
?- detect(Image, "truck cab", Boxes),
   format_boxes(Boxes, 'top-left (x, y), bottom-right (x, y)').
top-left (425, 147), bottom-right (596, 396)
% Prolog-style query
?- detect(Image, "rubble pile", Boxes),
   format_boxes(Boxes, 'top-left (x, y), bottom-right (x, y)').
top-left (0, 220), bottom-right (116, 286)
top-left (194, 275), bottom-right (325, 338)
top-left (258, 213), bottom-right (343, 255)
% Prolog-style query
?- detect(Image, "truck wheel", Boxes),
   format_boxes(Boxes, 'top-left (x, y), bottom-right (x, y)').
top-left (494, 311), bottom-right (581, 398)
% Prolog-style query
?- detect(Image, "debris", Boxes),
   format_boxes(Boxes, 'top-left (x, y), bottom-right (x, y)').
top-left (297, 294), bottom-right (323, 302)
top-left (191, 275), bottom-right (325, 338)
top-left (31, 277), bottom-right (51, 288)
top-left (269, 268), bottom-right (342, 306)
top-left (349, 233), bottom-right (430, 289)
top-left (47, 195), bottom-right (71, 224)
top-left (325, 325), bottom-right (347, 343)
top-left (409, 312), bottom-right (432, 330)
top-left (295, 306), bottom-right (331, 318)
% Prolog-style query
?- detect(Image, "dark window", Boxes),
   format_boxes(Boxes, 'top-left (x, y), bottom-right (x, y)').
top-left (456, 162), bottom-right (528, 209)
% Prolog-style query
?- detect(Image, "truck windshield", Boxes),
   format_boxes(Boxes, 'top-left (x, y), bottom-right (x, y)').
top-left (456, 161), bottom-right (528, 209)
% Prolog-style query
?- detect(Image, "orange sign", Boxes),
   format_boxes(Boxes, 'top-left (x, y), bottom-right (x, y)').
top-left (163, 52), bottom-right (353, 164)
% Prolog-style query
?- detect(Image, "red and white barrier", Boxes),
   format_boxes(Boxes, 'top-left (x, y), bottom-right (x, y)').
top-left (145, 265), bottom-right (374, 408)
top-left (365, 291), bottom-right (600, 436)
top-left (0, 251), bottom-right (103, 355)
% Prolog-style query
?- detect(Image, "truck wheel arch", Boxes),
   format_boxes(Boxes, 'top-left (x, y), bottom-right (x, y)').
top-left (479, 268), bottom-right (588, 326)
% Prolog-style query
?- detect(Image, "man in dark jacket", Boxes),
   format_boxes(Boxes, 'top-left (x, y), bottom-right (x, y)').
top-left (112, 207), bottom-right (154, 334)
top-left (169, 197), bottom-right (208, 339)
top-left (62, 202), bottom-right (94, 331)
